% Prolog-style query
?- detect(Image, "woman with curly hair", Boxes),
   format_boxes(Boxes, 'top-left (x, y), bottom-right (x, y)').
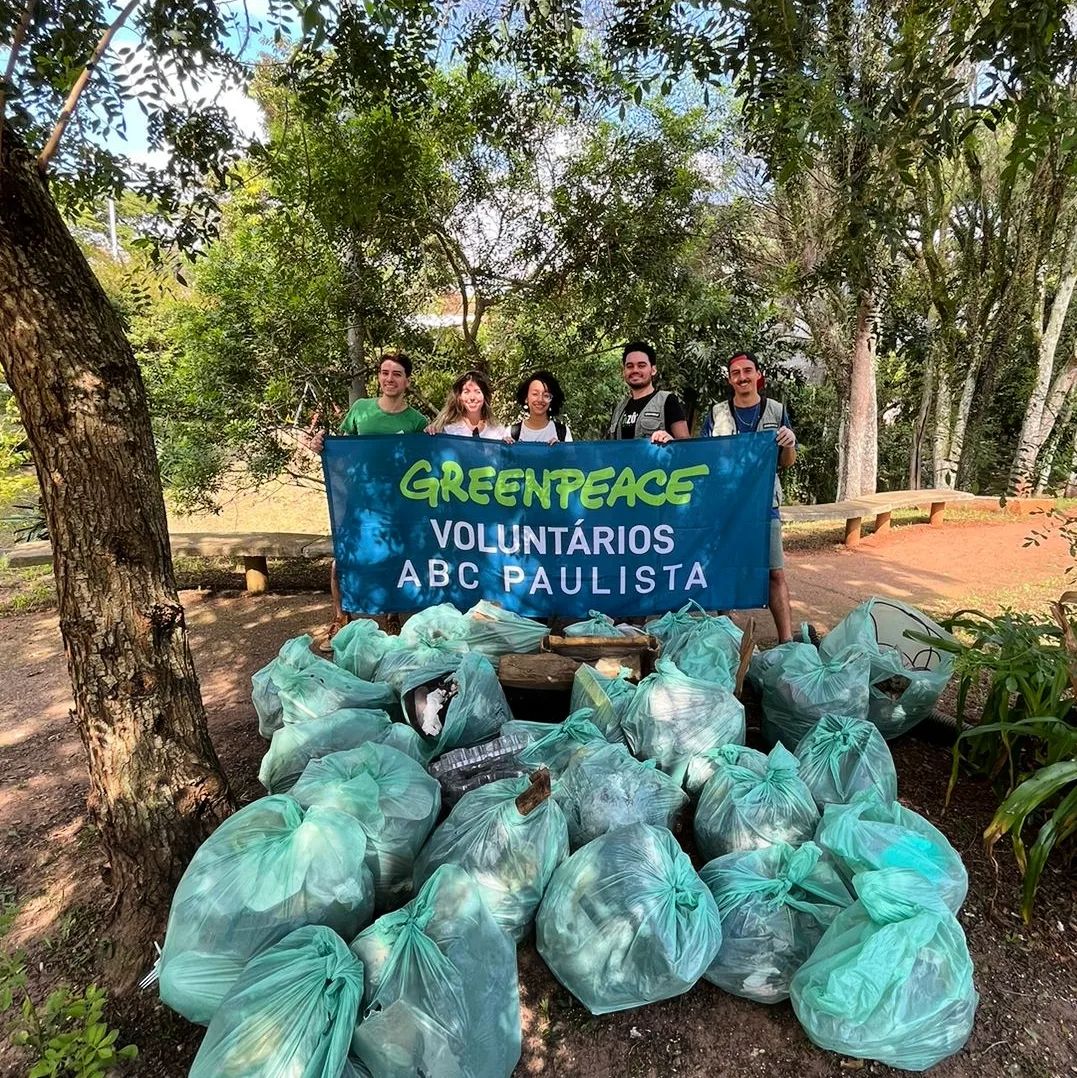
top-left (429, 370), bottom-right (512, 440)
top-left (510, 369), bottom-right (572, 444)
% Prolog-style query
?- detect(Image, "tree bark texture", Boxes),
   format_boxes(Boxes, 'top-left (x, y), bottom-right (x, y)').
top-left (838, 288), bottom-right (879, 498)
top-left (0, 134), bottom-right (235, 983)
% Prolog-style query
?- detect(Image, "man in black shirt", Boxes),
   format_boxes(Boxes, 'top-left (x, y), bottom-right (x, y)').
top-left (607, 341), bottom-right (691, 444)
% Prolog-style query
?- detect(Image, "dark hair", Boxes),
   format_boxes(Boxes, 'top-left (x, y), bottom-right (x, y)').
top-left (622, 341), bottom-right (657, 366)
top-left (378, 351), bottom-right (413, 378)
top-left (728, 350), bottom-right (762, 373)
top-left (515, 369), bottom-right (565, 417)
top-left (452, 369), bottom-right (492, 399)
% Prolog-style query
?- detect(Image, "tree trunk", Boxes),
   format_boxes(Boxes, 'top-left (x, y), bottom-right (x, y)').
top-left (908, 337), bottom-right (935, 489)
top-left (346, 233), bottom-right (368, 404)
top-left (0, 134), bottom-right (235, 985)
top-left (838, 288), bottom-right (879, 498)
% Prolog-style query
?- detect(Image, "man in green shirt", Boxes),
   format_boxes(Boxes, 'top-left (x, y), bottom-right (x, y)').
top-left (310, 352), bottom-right (427, 643)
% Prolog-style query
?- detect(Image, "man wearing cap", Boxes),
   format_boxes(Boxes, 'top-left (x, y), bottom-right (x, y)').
top-left (607, 340), bottom-right (691, 444)
top-left (701, 350), bottom-right (797, 643)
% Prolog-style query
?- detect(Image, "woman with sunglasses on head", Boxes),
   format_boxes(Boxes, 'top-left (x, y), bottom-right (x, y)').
top-left (428, 369), bottom-right (513, 440)
top-left (510, 369), bottom-right (572, 445)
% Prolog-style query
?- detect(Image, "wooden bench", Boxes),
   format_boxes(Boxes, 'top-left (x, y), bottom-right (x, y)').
top-left (783, 488), bottom-right (976, 549)
top-left (3, 531), bottom-right (333, 594)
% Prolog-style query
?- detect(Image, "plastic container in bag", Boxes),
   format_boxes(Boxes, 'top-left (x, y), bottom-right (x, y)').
top-left (463, 600), bottom-right (548, 657)
top-left (158, 795), bottom-right (373, 1025)
top-left (791, 868), bottom-right (978, 1071)
top-left (819, 597), bottom-right (956, 738)
top-left (349, 863), bottom-right (521, 1078)
top-left (699, 841), bottom-right (852, 1003)
top-left (794, 714), bottom-right (898, 807)
top-left (430, 731), bottom-right (533, 806)
top-left (814, 796), bottom-right (968, 912)
top-left (290, 742), bottom-right (441, 909)
top-left (536, 822), bottom-right (722, 1014)
top-left (554, 741), bottom-right (688, 849)
top-left (694, 743), bottom-right (819, 860)
top-left (622, 658), bottom-right (746, 785)
top-left (401, 652), bottom-right (512, 760)
top-left (754, 641), bottom-right (871, 749)
top-left (568, 663), bottom-right (636, 743)
top-left (412, 771), bottom-right (569, 942)
top-left (188, 925), bottom-right (363, 1078)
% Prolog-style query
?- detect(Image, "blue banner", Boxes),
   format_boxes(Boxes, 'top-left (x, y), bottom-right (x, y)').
top-left (323, 433), bottom-right (777, 618)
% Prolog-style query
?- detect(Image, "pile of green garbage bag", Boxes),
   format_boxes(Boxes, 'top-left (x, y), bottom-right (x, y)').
top-left (290, 742), bottom-right (441, 909)
top-left (331, 618), bottom-right (393, 682)
top-left (794, 715), bottom-right (898, 807)
top-left (622, 659), bottom-right (745, 785)
top-left (463, 600), bottom-right (547, 657)
top-left (536, 823), bottom-right (722, 1014)
top-left (700, 841), bottom-right (852, 1003)
top-left (568, 663), bottom-right (636, 742)
top-left (819, 597), bottom-right (956, 738)
top-left (791, 868), bottom-right (978, 1071)
top-left (412, 772), bottom-right (569, 942)
top-left (553, 741), bottom-right (688, 849)
top-left (259, 708), bottom-right (423, 794)
top-left (251, 635), bottom-right (321, 736)
top-left (158, 795), bottom-right (374, 1025)
top-left (188, 925), bottom-right (363, 1078)
top-left (401, 652), bottom-right (511, 759)
top-left (814, 796), bottom-right (968, 912)
top-left (349, 863), bottom-right (521, 1078)
top-left (694, 744), bottom-right (819, 860)
top-left (753, 642), bottom-right (871, 749)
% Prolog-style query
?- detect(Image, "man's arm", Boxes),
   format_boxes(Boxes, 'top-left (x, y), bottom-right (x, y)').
top-left (777, 406), bottom-right (796, 468)
top-left (666, 394), bottom-right (691, 440)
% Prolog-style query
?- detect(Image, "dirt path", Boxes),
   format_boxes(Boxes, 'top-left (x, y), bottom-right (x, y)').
top-left (0, 518), bottom-right (1073, 1077)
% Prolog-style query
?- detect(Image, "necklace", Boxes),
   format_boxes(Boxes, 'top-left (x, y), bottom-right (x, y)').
top-left (734, 400), bottom-right (761, 431)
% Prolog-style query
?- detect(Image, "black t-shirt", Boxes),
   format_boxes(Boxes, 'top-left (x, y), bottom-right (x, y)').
top-left (618, 390), bottom-right (686, 439)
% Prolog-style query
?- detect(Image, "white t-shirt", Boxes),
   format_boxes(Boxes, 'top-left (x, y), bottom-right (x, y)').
top-left (442, 420), bottom-right (511, 440)
top-left (516, 419), bottom-right (573, 443)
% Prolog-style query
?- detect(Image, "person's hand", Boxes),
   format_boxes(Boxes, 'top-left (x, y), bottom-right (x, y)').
top-left (650, 430), bottom-right (674, 445)
top-left (547, 437), bottom-right (559, 445)
top-left (776, 426), bottom-right (796, 448)
top-left (425, 423), bottom-right (438, 435)
top-left (503, 436), bottom-right (515, 444)
top-left (306, 428), bottom-right (326, 455)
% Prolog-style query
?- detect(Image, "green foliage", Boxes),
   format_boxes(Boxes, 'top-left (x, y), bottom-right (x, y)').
top-left (930, 605), bottom-right (1076, 919)
top-left (0, 899), bottom-right (137, 1077)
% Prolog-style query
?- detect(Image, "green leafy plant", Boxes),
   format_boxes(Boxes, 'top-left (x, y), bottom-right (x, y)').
top-left (930, 600), bottom-right (1077, 920)
top-left (0, 898), bottom-right (137, 1077)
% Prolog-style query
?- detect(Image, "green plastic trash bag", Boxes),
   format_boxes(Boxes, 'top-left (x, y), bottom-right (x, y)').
top-left (252, 635), bottom-right (321, 736)
top-left (554, 742), bottom-right (688, 849)
top-left (819, 597), bottom-right (956, 738)
top-left (564, 610), bottom-right (625, 637)
top-left (790, 868), bottom-right (978, 1071)
top-left (660, 616), bottom-right (741, 688)
top-left (695, 743), bottom-right (819, 860)
top-left (568, 663), bottom-right (636, 742)
top-left (622, 659), bottom-right (746, 785)
top-left (412, 772), bottom-right (569, 942)
top-left (464, 600), bottom-right (547, 657)
top-left (399, 602), bottom-right (471, 650)
top-left (259, 708), bottom-right (398, 794)
top-left (699, 841), bottom-right (852, 1003)
top-left (513, 710), bottom-right (607, 776)
top-left (795, 715), bottom-right (898, 808)
top-left (644, 601), bottom-right (707, 646)
top-left (188, 925), bottom-right (363, 1078)
top-left (275, 661), bottom-right (397, 730)
top-left (684, 743), bottom-right (767, 797)
top-left (291, 743), bottom-right (442, 909)
top-left (331, 618), bottom-right (394, 682)
top-left (756, 641), bottom-right (871, 749)
top-left (158, 795), bottom-right (374, 1025)
top-left (814, 797), bottom-right (968, 912)
top-left (536, 823), bottom-right (722, 1014)
top-left (349, 863), bottom-right (521, 1078)
top-left (401, 652), bottom-right (511, 759)
top-left (375, 634), bottom-right (469, 694)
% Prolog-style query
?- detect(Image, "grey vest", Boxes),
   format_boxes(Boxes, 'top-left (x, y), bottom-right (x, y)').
top-left (708, 396), bottom-right (787, 508)
top-left (608, 390), bottom-right (671, 439)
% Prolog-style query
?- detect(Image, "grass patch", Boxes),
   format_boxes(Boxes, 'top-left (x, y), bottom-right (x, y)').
top-left (0, 562), bottom-right (55, 616)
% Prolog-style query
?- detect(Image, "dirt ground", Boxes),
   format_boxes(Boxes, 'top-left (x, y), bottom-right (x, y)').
top-left (0, 515), bottom-right (1075, 1077)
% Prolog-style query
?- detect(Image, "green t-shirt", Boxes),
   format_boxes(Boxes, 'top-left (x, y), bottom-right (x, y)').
top-left (338, 398), bottom-right (427, 436)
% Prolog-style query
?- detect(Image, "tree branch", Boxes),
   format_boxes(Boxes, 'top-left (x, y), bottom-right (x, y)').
top-left (37, 0), bottom-right (141, 175)
top-left (0, 0), bottom-right (39, 158)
